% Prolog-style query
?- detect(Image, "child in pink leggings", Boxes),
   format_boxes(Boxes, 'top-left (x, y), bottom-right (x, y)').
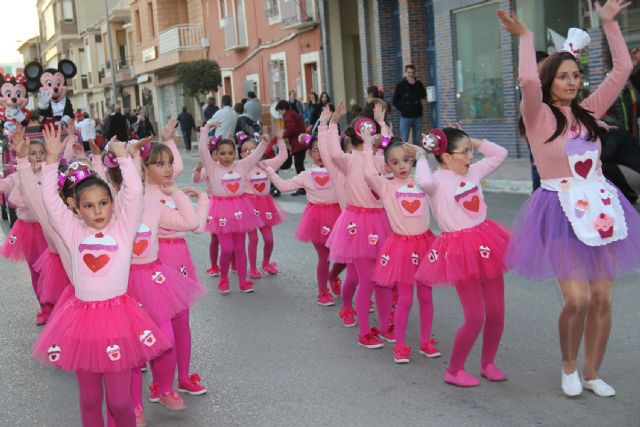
top-left (416, 127), bottom-right (509, 387)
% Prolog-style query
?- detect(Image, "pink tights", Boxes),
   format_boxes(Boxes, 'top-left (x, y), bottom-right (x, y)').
top-left (150, 319), bottom-right (177, 394)
top-left (330, 263), bottom-right (346, 280)
top-left (448, 277), bottom-right (505, 374)
top-left (209, 233), bottom-right (219, 266)
top-left (77, 370), bottom-right (135, 427)
top-left (393, 285), bottom-right (434, 348)
top-left (341, 263), bottom-right (358, 310)
top-left (312, 243), bottom-right (330, 294)
top-left (353, 258), bottom-right (391, 337)
top-left (219, 232), bottom-right (248, 284)
top-left (172, 309), bottom-right (192, 384)
top-left (247, 226), bottom-right (274, 270)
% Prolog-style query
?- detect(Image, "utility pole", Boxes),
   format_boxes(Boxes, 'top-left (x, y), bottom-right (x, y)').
top-left (103, 0), bottom-right (118, 107)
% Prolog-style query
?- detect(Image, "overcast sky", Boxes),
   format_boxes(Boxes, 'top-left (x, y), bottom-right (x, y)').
top-left (0, 0), bottom-right (39, 64)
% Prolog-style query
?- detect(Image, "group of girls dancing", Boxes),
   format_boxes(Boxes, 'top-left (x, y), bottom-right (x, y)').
top-left (1, 1), bottom-right (639, 425)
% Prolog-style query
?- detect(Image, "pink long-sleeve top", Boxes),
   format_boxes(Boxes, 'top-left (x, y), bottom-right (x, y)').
top-left (157, 192), bottom-right (210, 239)
top-left (362, 144), bottom-right (430, 235)
top-left (416, 140), bottom-right (507, 232)
top-left (0, 173), bottom-right (16, 194)
top-left (320, 123), bottom-right (385, 208)
top-left (317, 124), bottom-right (347, 209)
top-left (244, 138), bottom-right (287, 196)
top-left (7, 171), bottom-right (38, 221)
top-left (131, 183), bottom-right (199, 265)
top-left (41, 157), bottom-right (143, 301)
top-left (16, 157), bottom-right (72, 274)
top-left (519, 22), bottom-right (633, 179)
top-left (198, 129), bottom-right (269, 197)
top-left (265, 165), bottom-right (339, 204)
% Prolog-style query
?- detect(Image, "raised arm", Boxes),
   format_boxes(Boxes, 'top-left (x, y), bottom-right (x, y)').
top-left (415, 151), bottom-right (438, 196)
top-left (162, 119), bottom-right (184, 178)
top-left (158, 185), bottom-right (199, 231)
top-left (468, 139), bottom-right (508, 180)
top-left (198, 125), bottom-right (216, 184)
top-left (263, 164), bottom-right (305, 193)
top-left (236, 136), bottom-right (269, 174)
top-left (111, 142), bottom-right (144, 239)
top-left (361, 134), bottom-right (385, 196)
top-left (0, 173), bottom-right (15, 193)
top-left (263, 134), bottom-right (288, 170)
top-left (192, 162), bottom-right (207, 184)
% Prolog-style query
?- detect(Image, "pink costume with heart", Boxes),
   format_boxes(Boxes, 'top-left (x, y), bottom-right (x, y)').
top-left (506, 21), bottom-right (640, 282)
top-left (243, 138), bottom-right (289, 273)
top-left (415, 139), bottom-right (509, 378)
top-left (319, 122), bottom-right (393, 341)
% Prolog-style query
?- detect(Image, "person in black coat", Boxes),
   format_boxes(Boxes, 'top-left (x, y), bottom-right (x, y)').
top-left (103, 105), bottom-right (130, 141)
top-left (177, 107), bottom-right (196, 151)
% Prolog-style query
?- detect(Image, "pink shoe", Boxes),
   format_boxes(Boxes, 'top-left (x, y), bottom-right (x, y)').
top-left (444, 370), bottom-right (480, 387)
top-left (206, 265), bottom-right (221, 276)
top-left (358, 331), bottom-right (384, 349)
top-left (134, 404), bottom-right (147, 427)
top-left (339, 308), bottom-right (357, 327)
top-left (35, 310), bottom-right (49, 326)
top-left (481, 363), bottom-right (506, 381)
top-left (158, 391), bottom-right (186, 411)
top-left (262, 262), bottom-right (278, 275)
top-left (249, 268), bottom-right (262, 279)
top-left (393, 345), bottom-right (411, 364)
top-left (240, 281), bottom-right (255, 293)
top-left (329, 276), bottom-right (342, 296)
top-left (178, 373), bottom-right (208, 395)
top-left (148, 384), bottom-right (161, 403)
top-left (217, 278), bottom-right (230, 294)
top-left (375, 325), bottom-right (395, 343)
top-left (316, 290), bottom-right (335, 306)
top-left (419, 339), bottom-right (442, 358)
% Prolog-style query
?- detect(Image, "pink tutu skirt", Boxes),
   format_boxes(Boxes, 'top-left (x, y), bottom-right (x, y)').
top-left (295, 202), bottom-right (342, 245)
top-left (48, 285), bottom-right (75, 319)
top-left (326, 205), bottom-right (392, 263)
top-left (373, 231), bottom-right (436, 288)
top-left (33, 293), bottom-right (171, 373)
top-left (127, 259), bottom-right (207, 324)
top-left (34, 249), bottom-right (71, 306)
top-left (416, 219), bottom-right (510, 287)
top-left (0, 219), bottom-right (47, 264)
top-left (205, 195), bottom-right (264, 234)
top-left (245, 194), bottom-right (288, 227)
top-left (158, 237), bottom-right (199, 282)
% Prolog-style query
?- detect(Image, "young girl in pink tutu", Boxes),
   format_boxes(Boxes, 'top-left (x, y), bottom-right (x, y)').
top-left (32, 126), bottom-right (171, 427)
top-left (361, 129), bottom-right (439, 364)
top-left (127, 140), bottom-right (207, 413)
top-left (260, 132), bottom-right (341, 306)
top-left (319, 103), bottom-right (393, 348)
top-left (415, 127), bottom-right (509, 386)
top-left (500, 1), bottom-right (640, 397)
top-left (198, 124), bottom-right (267, 294)
top-left (192, 159), bottom-right (222, 276)
top-left (0, 135), bottom-right (49, 324)
top-left (239, 130), bottom-right (288, 278)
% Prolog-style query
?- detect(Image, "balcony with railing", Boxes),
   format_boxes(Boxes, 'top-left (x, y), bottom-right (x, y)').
top-left (100, 56), bottom-right (135, 86)
top-left (159, 24), bottom-right (206, 54)
top-left (281, 0), bottom-right (316, 29)
top-left (222, 16), bottom-right (248, 51)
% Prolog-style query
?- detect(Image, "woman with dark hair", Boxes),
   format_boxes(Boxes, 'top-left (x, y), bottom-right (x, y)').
top-left (303, 92), bottom-right (319, 126)
top-left (500, 1), bottom-right (640, 398)
top-left (309, 92), bottom-right (334, 126)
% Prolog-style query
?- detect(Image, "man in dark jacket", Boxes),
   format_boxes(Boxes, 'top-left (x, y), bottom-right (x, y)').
top-left (276, 100), bottom-right (307, 195)
top-left (177, 107), bottom-right (196, 151)
top-left (103, 105), bottom-right (129, 141)
top-left (203, 97), bottom-right (219, 125)
top-left (392, 64), bottom-right (426, 146)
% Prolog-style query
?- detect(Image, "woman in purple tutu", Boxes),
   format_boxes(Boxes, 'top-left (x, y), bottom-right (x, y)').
top-left (499, 0), bottom-right (639, 397)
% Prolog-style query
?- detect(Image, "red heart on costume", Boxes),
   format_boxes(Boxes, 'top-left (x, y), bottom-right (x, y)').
top-left (83, 254), bottom-right (110, 272)
top-left (226, 183), bottom-right (240, 193)
top-left (314, 176), bottom-right (329, 187)
top-left (463, 196), bottom-right (480, 212)
top-left (133, 240), bottom-right (149, 256)
top-left (254, 183), bottom-right (266, 192)
top-left (401, 199), bottom-right (421, 214)
top-left (574, 159), bottom-right (593, 179)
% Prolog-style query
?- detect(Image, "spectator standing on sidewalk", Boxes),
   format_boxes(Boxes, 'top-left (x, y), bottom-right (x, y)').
top-left (203, 97), bottom-right (219, 125)
top-left (393, 65), bottom-right (426, 146)
top-left (288, 90), bottom-right (304, 115)
top-left (208, 95), bottom-right (238, 138)
top-left (103, 105), bottom-right (130, 141)
top-left (134, 112), bottom-right (155, 139)
top-left (177, 107), bottom-right (197, 151)
top-left (276, 100), bottom-right (307, 195)
top-left (244, 91), bottom-right (262, 123)
top-left (76, 112), bottom-right (96, 151)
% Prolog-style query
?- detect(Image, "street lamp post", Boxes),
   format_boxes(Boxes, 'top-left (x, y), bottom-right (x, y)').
top-left (103, 0), bottom-right (118, 107)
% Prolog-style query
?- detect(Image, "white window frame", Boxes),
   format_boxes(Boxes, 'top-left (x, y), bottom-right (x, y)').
top-left (270, 52), bottom-right (288, 99)
top-left (267, 0), bottom-right (282, 25)
top-left (299, 51), bottom-right (321, 103)
top-left (218, 0), bottom-right (228, 27)
top-left (245, 73), bottom-right (260, 99)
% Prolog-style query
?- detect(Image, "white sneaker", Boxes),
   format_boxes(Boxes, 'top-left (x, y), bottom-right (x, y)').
top-left (561, 370), bottom-right (583, 397)
top-left (583, 378), bottom-right (616, 397)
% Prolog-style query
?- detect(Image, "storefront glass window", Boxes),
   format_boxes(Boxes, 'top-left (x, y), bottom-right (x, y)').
top-left (454, 2), bottom-right (504, 120)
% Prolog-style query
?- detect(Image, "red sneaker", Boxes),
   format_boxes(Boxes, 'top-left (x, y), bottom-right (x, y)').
top-left (339, 308), bottom-right (357, 327)
top-left (248, 268), bottom-right (262, 279)
top-left (35, 310), bottom-right (49, 326)
top-left (393, 345), bottom-right (411, 364)
top-left (262, 262), bottom-right (278, 275)
top-left (375, 325), bottom-right (395, 343)
top-left (148, 384), bottom-right (161, 403)
top-left (240, 281), bottom-right (255, 293)
top-left (329, 276), bottom-right (342, 296)
top-left (316, 290), bottom-right (335, 306)
top-left (444, 370), bottom-right (480, 387)
top-left (419, 339), bottom-right (442, 358)
top-left (358, 331), bottom-right (384, 349)
top-left (177, 373), bottom-right (208, 395)
top-left (158, 391), bottom-right (186, 411)
top-left (206, 265), bottom-right (221, 276)
top-left (217, 278), bottom-right (230, 294)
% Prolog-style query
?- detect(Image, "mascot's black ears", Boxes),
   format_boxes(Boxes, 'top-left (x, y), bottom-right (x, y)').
top-left (23, 60), bottom-right (78, 92)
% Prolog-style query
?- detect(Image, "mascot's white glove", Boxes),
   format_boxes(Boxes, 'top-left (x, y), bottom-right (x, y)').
top-left (60, 115), bottom-right (72, 127)
top-left (4, 121), bottom-right (16, 135)
top-left (37, 88), bottom-right (52, 110)
top-left (6, 108), bottom-right (26, 123)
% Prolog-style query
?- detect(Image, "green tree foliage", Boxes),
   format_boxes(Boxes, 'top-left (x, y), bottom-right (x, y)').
top-left (175, 60), bottom-right (222, 97)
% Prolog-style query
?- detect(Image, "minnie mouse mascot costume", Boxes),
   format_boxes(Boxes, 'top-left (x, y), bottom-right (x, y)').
top-left (23, 59), bottom-right (77, 128)
top-left (0, 73), bottom-right (31, 136)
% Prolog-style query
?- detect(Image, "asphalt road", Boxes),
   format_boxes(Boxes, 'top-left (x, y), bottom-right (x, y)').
top-left (1, 152), bottom-right (638, 426)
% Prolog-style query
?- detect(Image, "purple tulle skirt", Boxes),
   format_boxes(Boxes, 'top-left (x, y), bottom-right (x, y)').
top-left (506, 187), bottom-right (640, 282)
